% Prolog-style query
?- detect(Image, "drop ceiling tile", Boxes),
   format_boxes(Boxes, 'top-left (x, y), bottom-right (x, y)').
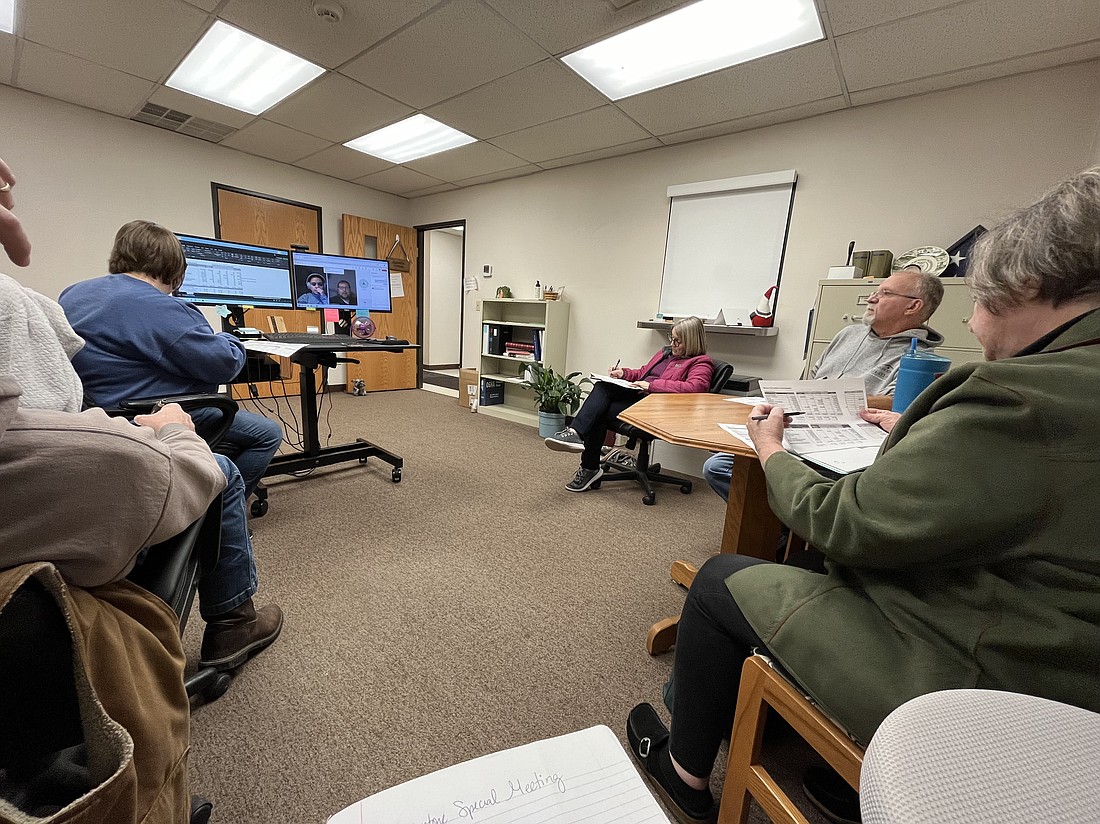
top-left (658, 98), bottom-right (847, 145)
top-left (426, 59), bottom-right (606, 139)
top-left (16, 42), bottom-right (155, 118)
top-left (837, 0), bottom-right (1100, 92)
top-left (490, 106), bottom-right (652, 163)
top-left (405, 182), bottom-right (460, 197)
top-left (535, 138), bottom-right (661, 170)
top-left (293, 144), bottom-right (393, 180)
top-left (181, 0), bottom-right (219, 10)
top-left (848, 42), bottom-right (1100, 107)
top-left (404, 142), bottom-right (528, 182)
top-left (452, 164), bottom-right (542, 188)
top-left (0, 35), bottom-right (14, 84)
top-left (617, 41), bottom-right (842, 136)
top-left (821, 0), bottom-right (959, 36)
top-left (267, 73), bottom-right (412, 143)
top-left (22, 0), bottom-right (208, 81)
top-left (355, 166), bottom-right (447, 196)
top-left (484, 0), bottom-right (685, 53)
top-left (220, 120), bottom-right (332, 164)
top-left (146, 85), bottom-right (256, 129)
top-left (219, 0), bottom-right (440, 69)
top-left (341, 0), bottom-right (546, 109)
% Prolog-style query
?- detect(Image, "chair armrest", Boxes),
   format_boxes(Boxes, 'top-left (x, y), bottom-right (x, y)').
top-left (117, 393), bottom-right (238, 447)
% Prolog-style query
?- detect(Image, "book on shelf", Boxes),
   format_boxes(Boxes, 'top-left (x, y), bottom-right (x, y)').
top-left (328, 725), bottom-right (671, 824)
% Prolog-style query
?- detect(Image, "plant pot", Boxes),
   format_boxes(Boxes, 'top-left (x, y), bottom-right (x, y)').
top-left (538, 411), bottom-right (566, 438)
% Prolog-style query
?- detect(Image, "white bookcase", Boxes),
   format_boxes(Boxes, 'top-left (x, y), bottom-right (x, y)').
top-left (477, 298), bottom-right (570, 427)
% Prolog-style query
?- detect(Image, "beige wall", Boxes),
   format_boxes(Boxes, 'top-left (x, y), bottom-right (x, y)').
top-left (410, 61), bottom-right (1100, 390)
top-left (1, 85), bottom-right (411, 300)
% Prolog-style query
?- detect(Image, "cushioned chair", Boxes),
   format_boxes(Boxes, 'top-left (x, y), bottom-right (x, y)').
top-left (718, 654), bottom-right (864, 824)
top-left (860, 690), bottom-right (1100, 824)
top-left (596, 358), bottom-right (734, 505)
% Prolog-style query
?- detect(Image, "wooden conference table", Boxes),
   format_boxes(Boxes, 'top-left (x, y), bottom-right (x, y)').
top-left (621, 392), bottom-right (890, 654)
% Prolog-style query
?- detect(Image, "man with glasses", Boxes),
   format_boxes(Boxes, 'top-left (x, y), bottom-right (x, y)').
top-left (703, 268), bottom-right (944, 501)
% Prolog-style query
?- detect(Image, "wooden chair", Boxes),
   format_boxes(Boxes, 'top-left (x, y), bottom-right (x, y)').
top-left (718, 655), bottom-right (864, 824)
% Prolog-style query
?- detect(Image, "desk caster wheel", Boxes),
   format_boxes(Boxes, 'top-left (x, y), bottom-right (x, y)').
top-left (642, 492), bottom-right (656, 506)
top-left (680, 484), bottom-right (692, 494)
top-left (205, 673), bottom-right (231, 702)
top-left (391, 467), bottom-right (402, 483)
top-left (250, 498), bottom-right (269, 517)
top-left (359, 457), bottom-right (369, 465)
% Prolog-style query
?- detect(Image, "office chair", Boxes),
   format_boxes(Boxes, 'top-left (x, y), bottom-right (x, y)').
top-left (595, 358), bottom-right (735, 505)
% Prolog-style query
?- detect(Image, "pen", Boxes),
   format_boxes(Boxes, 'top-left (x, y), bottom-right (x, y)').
top-left (613, 358), bottom-right (620, 370)
top-left (750, 411), bottom-right (805, 420)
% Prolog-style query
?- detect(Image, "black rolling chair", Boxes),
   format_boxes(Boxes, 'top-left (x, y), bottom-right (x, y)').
top-left (595, 358), bottom-right (734, 505)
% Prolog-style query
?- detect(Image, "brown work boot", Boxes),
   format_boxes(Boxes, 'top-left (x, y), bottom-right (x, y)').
top-left (200, 599), bottom-right (283, 671)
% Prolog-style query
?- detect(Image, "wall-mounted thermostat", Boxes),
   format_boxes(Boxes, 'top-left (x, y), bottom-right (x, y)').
top-left (482, 264), bottom-right (493, 277)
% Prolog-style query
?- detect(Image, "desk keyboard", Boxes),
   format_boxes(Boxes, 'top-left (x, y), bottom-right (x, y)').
top-left (266, 332), bottom-right (409, 346)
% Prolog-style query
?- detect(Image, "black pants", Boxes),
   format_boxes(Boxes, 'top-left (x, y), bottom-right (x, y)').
top-left (668, 554), bottom-right (773, 778)
top-left (570, 382), bottom-right (641, 470)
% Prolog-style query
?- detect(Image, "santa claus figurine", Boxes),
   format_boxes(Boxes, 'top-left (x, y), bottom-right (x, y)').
top-left (749, 285), bottom-right (777, 327)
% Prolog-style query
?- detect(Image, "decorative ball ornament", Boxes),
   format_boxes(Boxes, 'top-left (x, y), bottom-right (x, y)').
top-left (350, 315), bottom-right (376, 339)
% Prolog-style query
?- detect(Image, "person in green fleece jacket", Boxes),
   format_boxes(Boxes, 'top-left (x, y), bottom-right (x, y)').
top-left (627, 166), bottom-right (1100, 824)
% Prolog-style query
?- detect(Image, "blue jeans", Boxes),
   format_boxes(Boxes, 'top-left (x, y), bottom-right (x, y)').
top-left (198, 455), bottom-right (258, 619)
top-left (193, 408), bottom-right (282, 497)
top-left (702, 452), bottom-right (735, 502)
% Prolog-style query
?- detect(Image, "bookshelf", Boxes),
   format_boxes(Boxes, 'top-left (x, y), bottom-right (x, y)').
top-left (477, 298), bottom-right (570, 427)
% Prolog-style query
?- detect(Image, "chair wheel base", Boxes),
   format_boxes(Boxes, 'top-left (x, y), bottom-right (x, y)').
top-left (642, 493), bottom-right (656, 505)
top-left (250, 498), bottom-right (269, 517)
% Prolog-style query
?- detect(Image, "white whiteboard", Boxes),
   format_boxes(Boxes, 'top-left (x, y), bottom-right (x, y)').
top-left (659, 170), bottom-right (797, 321)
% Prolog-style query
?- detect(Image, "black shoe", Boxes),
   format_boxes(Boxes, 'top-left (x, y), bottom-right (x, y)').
top-left (626, 703), bottom-right (717, 824)
top-left (802, 766), bottom-right (861, 824)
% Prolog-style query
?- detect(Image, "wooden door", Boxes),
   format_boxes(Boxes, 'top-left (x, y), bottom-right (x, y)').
top-left (213, 186), bottom-right (323, 399)
top-left (342, 214), bottom-right (418, 391)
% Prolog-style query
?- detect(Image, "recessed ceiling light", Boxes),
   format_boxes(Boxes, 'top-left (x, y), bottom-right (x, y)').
top-left (0, 0), bottom-right (15, 34)
top-left (562, 0), bottom-right (824, 101)
top-left (166, 21), bottom-right (325, 115)
top-left (344, 114), bottom-right (476, 164)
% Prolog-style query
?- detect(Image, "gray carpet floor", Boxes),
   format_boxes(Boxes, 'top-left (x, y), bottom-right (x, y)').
top-left (185, 389), bottom-right (830, 823)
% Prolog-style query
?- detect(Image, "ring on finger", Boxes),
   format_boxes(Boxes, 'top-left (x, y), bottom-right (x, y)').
top-left (0, 181), bottom-right (11, 193)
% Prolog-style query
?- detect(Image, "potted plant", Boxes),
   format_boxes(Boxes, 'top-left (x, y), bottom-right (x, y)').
top-left (518, 362), bottom-right (591, 437)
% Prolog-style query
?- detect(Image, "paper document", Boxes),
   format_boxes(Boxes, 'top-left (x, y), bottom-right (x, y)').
top-left (758, 379), bottom-right (886, 472)
top-left (328, 725), bottom-right (670, 824)
top-left (242, 340), bottom-right (306, 357)
top-left (591, 373), bottom-right (643, 391)
top-left (718, 423), bottom-right (755, 452)
top-left (725, 396), bottom-right (767, 406)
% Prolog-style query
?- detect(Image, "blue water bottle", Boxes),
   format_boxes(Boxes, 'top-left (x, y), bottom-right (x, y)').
top-left (892, 338), bottom-right (952, 413)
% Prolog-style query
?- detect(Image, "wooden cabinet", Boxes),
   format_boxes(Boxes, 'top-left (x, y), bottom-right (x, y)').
top-left (806, 279), bottom-right (983, 373)
top-left (477, 299), bottom-right (570, 427)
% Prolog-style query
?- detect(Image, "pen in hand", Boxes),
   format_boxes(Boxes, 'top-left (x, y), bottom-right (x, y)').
top-left (613, 358), bottom-right (621, 371)
top-left (750, 411), bottom-right (805, 420)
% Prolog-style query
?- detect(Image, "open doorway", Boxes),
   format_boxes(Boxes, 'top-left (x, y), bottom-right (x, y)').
top-left (416, 221), bottom-right (466, 394)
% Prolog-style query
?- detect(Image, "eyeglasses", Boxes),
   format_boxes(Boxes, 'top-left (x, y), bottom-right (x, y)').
top-left (667, 334), bottom-right (682, 344)
top-left (869, 288), bottom-right (921, 301)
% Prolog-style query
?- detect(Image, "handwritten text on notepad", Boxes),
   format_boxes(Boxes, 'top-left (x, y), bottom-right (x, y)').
top-left (452, 771), bottom-right (567, 820)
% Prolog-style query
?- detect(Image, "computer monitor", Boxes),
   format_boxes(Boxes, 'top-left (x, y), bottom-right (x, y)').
top-left (291, 250), bottom-right (392, 312)
top-left (174, 233), bottom-right (293, 309)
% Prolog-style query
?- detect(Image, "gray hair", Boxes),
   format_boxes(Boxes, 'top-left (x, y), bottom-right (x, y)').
top-left (908, 271), bottom-right (944, 322)
top-left (968, 166), bottom-right (1100, 313)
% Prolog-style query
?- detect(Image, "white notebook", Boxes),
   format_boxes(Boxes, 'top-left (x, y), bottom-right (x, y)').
top-left (329, 725), bottom-right (671, 824)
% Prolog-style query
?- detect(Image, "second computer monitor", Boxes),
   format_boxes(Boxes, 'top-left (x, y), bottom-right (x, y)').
top-left (291, 251), bottom-right (392, 312)
top-left (174, 233), bottom-right (293, 308)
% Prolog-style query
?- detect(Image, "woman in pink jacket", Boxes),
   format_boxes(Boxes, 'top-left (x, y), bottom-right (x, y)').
top-left (545, 316), bottom-right (714, 492)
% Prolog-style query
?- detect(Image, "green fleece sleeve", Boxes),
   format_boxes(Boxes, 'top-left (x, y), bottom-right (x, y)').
top-left (763, 376), bottom-right (1052, 569)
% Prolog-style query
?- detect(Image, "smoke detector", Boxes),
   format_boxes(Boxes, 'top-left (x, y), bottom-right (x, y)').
top-left (312, 1), bottom-right (343, 22)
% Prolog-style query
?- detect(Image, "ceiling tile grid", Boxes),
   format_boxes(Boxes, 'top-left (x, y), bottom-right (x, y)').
top-left (3, 0), bottom-right (1098, 198)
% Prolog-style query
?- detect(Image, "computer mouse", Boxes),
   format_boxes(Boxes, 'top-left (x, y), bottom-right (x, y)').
top-left (385, 335), bottom-right (397, 341)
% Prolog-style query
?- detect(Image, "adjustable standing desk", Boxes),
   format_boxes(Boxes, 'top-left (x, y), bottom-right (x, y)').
top-left (251, 339), bottom-right (418, 483)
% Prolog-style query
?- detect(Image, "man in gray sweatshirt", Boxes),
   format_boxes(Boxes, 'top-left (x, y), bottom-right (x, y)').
top-left (703, 269), bottom-right (944, 500)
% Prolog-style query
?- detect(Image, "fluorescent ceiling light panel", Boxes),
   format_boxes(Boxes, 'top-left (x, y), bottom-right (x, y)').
top-left (344, 114), bottom-right (476, 164)
top-left (562, 0), bottom-right (824, 100)
top-left (167, 21), bottom-right (324, 115)
top-left (0, 0), bottom-right (15, 34)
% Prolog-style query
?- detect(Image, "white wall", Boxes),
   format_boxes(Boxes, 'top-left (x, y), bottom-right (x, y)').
top-left (1, 85), bottom-right (411, 300)
top-left (423, 229), bottom-right (464, 366)
top-left (407, 61), bottom-right (1100, 475)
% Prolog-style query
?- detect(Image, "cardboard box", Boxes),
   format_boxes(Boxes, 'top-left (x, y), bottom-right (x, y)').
top-left (459, 368), bottom-right (479, 410)
top-left (479, 378), bottom-right (505, 406)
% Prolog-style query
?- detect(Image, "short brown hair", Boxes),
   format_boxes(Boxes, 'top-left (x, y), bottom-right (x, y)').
top-left (108, 220), bottom-right (187, 290)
